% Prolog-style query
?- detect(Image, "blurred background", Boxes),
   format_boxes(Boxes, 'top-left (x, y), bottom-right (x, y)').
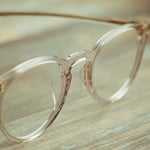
top-left (0, 0), bottom-right (150, 43)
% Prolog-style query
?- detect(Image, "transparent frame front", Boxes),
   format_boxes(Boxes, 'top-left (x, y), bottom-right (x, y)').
top-left (0, 11), bottom-right (149, 143)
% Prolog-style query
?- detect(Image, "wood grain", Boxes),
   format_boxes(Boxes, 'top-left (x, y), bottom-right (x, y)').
top-left (0, 2), bottom-right (150, 150)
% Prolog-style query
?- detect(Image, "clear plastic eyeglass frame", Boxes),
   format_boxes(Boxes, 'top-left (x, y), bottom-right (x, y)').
top-left (0, 12), bottom-right (149, 143)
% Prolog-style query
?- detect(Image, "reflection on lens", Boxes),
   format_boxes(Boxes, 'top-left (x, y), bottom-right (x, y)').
top-left (92, 28), bottom-right (137, 100)
top-left (1, 62), bottom-right (62, 138)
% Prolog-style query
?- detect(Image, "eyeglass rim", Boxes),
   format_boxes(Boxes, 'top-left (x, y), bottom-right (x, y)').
top-left (85, 24), bottom-right (148, 103)
top-left (0, 56), bottom-right (72, 142)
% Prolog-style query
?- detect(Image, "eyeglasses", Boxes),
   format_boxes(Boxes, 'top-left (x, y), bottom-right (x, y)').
top-left (0, 12), bottom-right (149, 143)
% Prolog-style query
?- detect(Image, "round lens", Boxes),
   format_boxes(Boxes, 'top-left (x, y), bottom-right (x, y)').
top-left (1, 62), bottom-right (63, 138)
top-left (92, 28), bottom-right (138, 101)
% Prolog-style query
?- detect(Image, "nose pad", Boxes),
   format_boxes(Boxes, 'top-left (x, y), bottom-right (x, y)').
top-left (71, 59), bottom-right (86, 82)
top-left (69, 59), bottom-right (87, 97)
top-left (79, 66), bottom-right (85, 88)
top-left (80, 62), bottom-right (91, 89)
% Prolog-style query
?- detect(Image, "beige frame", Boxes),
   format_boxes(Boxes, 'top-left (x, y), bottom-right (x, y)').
top-left (0, 12), bottom-right (149, 143)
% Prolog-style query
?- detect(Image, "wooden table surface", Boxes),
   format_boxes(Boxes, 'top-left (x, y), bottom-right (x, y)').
top-left (0, 17), bottom-right (150, 150)
top-left (0, 1), bottom-right (150, 150)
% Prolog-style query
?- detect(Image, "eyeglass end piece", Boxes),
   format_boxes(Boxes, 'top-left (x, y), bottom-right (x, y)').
top-left (0, 83), bottom-right (4, 93)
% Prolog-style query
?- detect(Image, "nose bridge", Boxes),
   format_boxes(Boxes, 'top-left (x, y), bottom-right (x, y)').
top-left (66, 50), bottom-right (93, 95)
top-left (67, 50), bottom-right (92, 69)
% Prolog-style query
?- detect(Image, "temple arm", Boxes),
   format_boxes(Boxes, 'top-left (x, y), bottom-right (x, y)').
top-left (0, 11), bottom-right (135, 25)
